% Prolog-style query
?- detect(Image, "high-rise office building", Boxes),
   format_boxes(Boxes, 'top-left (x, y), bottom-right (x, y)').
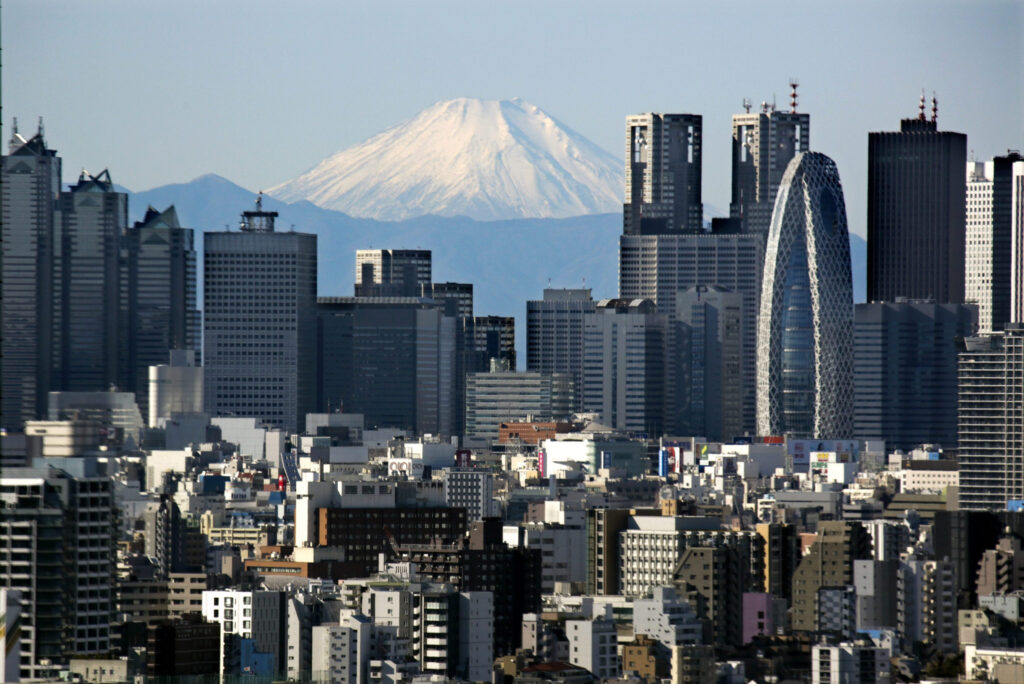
top-left (317, 297), bottom-right (456, 435)
top-left (957, 325), bottom-right (1024, 510)
top-left (757, 152), bottom-right (854, 438)
top-left (581, 299), bottom-right (667, 436)
top-left (1008, 157), bottom-right (1024, 325)
top-left (204, 196), bottom-right (317, 433)
top-left (867, 109), bottom-right (967, 304)
top-left (423, 281), bottom-right (473, 318)
top-left (471, 315), bottom-right (516, 371)
top-left (0, 462), bottom-right (116, 680)
top-left (1, 120), bottom-right (61, 430)
top-left (355, 249), bottom-right (431, 297)
top-left (673, 286), bottom-right (743, 441)
top-left (965, 153), bottom-right (1024, 332)
top-left (619, 232), bottom-right (764, 432)
top-left (526, 289), bottom-right (595, 410)
top-left (730, 94), bottom-right (810, 234)
top-left (853, 301), bottom-right (976, 451)
top-left (464, 370), bottom-right (574, 438)
top-left (623, 113), bottom-right (703, 234)
top-left (57, 169), bottom-right (127, 393)
top-left (122, 205), bottom-right (200, 415)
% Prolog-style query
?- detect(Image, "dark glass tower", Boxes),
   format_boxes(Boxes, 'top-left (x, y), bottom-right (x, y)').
top-left (867, 112), bottom-right (967, 304)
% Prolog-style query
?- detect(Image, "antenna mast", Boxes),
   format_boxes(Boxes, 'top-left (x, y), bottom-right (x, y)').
top-left (789, 78), bottom-right (799, 113)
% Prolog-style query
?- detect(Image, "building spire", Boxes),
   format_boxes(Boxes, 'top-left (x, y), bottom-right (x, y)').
top-left (12, 117), bottom-right (18, 137)
top-left (931, 93), bottom-right (938, 123)
top-left (37, 116), bottom-right (44, 139)
top-left (789, 78), bottom-right (799, 113)
top-left (918, 90), bottom-right (926, 121)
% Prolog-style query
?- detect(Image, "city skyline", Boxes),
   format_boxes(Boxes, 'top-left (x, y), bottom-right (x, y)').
top-left (4, 1), bottom-right (1022, 241)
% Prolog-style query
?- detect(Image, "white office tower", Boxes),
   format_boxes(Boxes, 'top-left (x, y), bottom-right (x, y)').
top-left (582, 299), bottom-right (667, 436)
top-left (811, 641), bottom-right (889, 684)
top-left (965, 153), bottom-right (1024, 332)
top-left (623, 113), bottom-right (703, 234)
top-left (619, 232), bottom-right (764, 433)
top-left (756, 152), bottom-right (854, 438)
top-left (566, 617), bottom-right (620, 679)
top-left (1, 120), bottom-right (61, 430)
top-left (148, 349), bottom-right (204, 427)
top-left (730, 93), bottom-right (810, 234)
top-left (204, 196), bottom-right (317, 433)
top-left (0, 463), bottom-right (115, 680)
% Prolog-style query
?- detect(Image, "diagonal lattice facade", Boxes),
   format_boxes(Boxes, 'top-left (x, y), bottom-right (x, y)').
top-left (756, 152), bottom-right (854, 438)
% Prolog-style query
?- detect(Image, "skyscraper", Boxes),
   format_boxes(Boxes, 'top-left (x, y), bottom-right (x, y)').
top-left (471, 315), bottom-right (516, 370)
top-left (623, 113), bottom-right (703, 234)
top-left (581, 299), bottom-right (667, 435)
top-left (204, 196), bottom-right (317, 433)
top-left (756, 152), bottom-right (854, 438)
top-left (957, 324), bottom-right (1024, 510)
top-left (526, 288), bottom-right (595, 411)
top-left (673, 285), bottom-right (744, 441)
top-left (1, 120), bottom-right (61, 429)
top-left (57, 169), bottom-right (127, 392)
top-left (122, 205), bottom-right (200, 416)
top-left (853, 301), bottom-right (977, 451)
top-left (316, 296), bottom-right (456, 435)
top-left (355, 249), bottom-right (431, 297)
top-left (867, 107), bottom-right (967, 304)
top-left (730, 93), bottom-right (810, 234)
top-left (619, 232), bottom-right (764, 432)
top-left (1009, 157), bottom-right (1024, 325)
top-left (965, 152), bottom-right (1024, 332)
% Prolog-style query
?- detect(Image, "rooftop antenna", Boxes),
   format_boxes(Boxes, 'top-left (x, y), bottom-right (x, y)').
top-left (931, 92), bottom-right (938, 123)
top-left (11, 117), bottom-right (17, 137)
top-left (771, 93), bottom-right (777, 112)
top-left (918, 90), bottom-right (926, 121)
top-left (789, 78), bottom-right (799, 113)
top-left (743, 98), bottom-right (752, 114)
top-left (37, 116), bottom-right (44, 138)
top-left (256, 191), bottom-right (263, 211)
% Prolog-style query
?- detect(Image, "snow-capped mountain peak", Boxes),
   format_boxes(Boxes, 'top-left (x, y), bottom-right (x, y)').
top-left (266, 97), bottom-right (622, 221)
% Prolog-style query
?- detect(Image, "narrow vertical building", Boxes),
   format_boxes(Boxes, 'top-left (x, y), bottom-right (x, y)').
top-left (957, 325), bottom-right (1024, 510)
top-left (623, 113), bottom-right (703, 234)
top-left (122, 205), bottom-right (200, 416)
top-left (1, 120), bottom-right (61, 429)
top-left (757, 152), bottom-right (854, 438)
top-left (965, 152), bottom-right (1024, 332)
top-left (57, 169), bottom-right (127, 392)
top-left (204, 196), bottom-right (317, 433)
top-left (730, 91), bottom-right (810, 234)
top-left (867, 104), bottom-right (967, 304)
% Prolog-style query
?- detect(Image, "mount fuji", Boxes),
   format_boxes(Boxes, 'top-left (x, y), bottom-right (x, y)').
top-left (267, 97), bottom-right (623, 221)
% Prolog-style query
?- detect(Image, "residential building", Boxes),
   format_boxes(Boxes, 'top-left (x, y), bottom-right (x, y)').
top-left (853, 560), bottom-right (898, 630)
top-left (966, 153), bottom-right (1024, 332)
top-left (200, 589), bottom-right (283, 675)
top-left (0, 463), bottom-right (116, 679)
top-left (730, 96), bottom-right (810, 235)
top-left (898, 557), bottom-right (957, 653)
top-left (756, 152), bottom-right (854, 438)
top-left (957, 325), bottom-right (1024, 510)
top-left (566, 617), bottom-right (619, 679)
top-left (310, 614), bottom-right (371, 684)
top-left (204, 196), bottom-right (317, 433)
top-left (632, 586), bottom-right (703, 648)
top-left (755, 522), bottom-right (801, 601)
top-left (791, 522), bottom-right (872, 632)
top-left (443, 468), bottom-right (494, 521)
top-left (465, 370), bottom-right (573, 439)
top-left (867, 110), bottom-right (967, 304)
top-left (526, 289), bottom-right (595, 411)
top-left (853, 300), bottom-right (977, 451)
top-left (623, 113), bottom-right (703, 235)
top-left (811, 641), bottom-right (889, 684)
top-left (1, 121), bottom-right (61, 429)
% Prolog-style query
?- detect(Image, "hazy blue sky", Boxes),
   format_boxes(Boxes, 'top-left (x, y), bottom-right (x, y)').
top-left (5, 0), bottom-right (1022, 238)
